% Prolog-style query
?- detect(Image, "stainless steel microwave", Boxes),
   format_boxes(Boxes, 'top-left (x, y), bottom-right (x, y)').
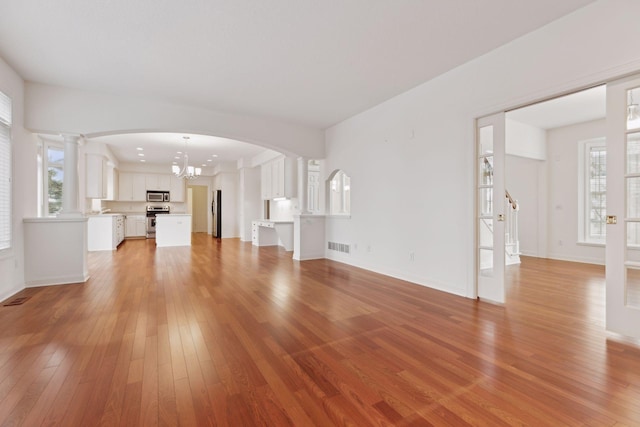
top-left (146, 191), bottom-right (170, 202)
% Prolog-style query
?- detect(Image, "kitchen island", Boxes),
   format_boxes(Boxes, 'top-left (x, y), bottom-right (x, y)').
top-left (155, 214), bottom-right (192, 247)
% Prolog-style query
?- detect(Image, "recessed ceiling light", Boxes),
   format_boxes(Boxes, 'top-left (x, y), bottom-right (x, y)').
top-left (174, 156), bottom-right (180, 159)
top-left (212, 154), bottom-right (218, 158)
top-left (202, 164), bottom-right (207, 167)
top-left (207, 159), bottom-right (212, 162)
top-left (140, 159), bottom-right (146, 162)
top-left (172, 161), bottom-right (177, 164)
top-left (136, 147), bottom-right (143, 151)
top-left (177, 151), bottom-right (182, 154)
top-left (138, 153), bottom-right (144, 157)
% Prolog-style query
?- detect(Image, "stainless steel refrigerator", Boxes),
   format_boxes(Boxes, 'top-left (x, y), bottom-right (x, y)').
top-left (212, 190), bottom-right (222, 238)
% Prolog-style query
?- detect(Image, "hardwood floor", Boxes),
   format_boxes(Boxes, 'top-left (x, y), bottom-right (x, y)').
top-left (1, 236), bottom-right (640, 426)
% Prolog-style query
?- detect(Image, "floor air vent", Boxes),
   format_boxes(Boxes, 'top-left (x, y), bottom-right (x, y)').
top-left (4, 296), bottom-right (31, 306)
top-left (328, 242), bottom-right (350, 254)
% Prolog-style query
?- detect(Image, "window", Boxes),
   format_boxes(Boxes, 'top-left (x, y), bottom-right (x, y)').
top-left (579, 138), bottom-right (606, 244)
top-left (0, 91), bottom-right (11, 251)
top-left (327, 169), bottom-right (351, 216)
top-left (38, 139), bottom-right (64, 216)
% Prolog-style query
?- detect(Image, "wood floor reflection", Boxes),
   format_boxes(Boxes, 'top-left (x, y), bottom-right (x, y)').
top-left (1, 236), bottom-right (639, 425)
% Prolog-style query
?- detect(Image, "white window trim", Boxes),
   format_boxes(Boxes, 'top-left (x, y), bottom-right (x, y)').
top-left (0, 90), bottom-right (12, 255)
top-left (577, 137), bottom-right (606, 244)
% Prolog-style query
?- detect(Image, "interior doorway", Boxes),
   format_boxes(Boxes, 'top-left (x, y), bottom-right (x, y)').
top-left (476, 85), bottom-right (607, 304)
top-left (504, 85), bottom-right (606, 267)
top-left (188, 185), bottom-right (209, 233)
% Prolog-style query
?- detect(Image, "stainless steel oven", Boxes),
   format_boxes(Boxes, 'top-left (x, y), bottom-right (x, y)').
top-left (146, 205), bottom-right (170, 238)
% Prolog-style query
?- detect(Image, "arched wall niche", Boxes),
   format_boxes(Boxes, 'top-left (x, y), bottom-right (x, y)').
top-left (326, 169), bottom-right (351, 216)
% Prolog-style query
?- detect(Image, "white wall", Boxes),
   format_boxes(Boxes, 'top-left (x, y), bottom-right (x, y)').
top-left (505, 118), bottom-right (547, 258)
top-left (24, 83), bottom-right (324, 159)
top-left (505, 154), bottom-right (547, 257)
top-left (214, 172), bottom-right (239, 238)
top-left (0, 57), bottom-right (37, 302)
top-left (238, 166), bottom-right (261, 242)
top-left (547, 118), bottom-right (606, 264)
top-left (324, 0), bottom-right (640, 297)
top-left (506, 119), bottom-right (546, 160)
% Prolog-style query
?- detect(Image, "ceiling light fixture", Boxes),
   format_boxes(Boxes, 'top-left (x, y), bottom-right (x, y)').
top-left (172, 136), bottom-right (201, 179)
top-left (629, 90), bottom-right (640, 122)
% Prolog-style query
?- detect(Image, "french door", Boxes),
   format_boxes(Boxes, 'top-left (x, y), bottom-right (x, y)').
top-left (606, 75), bottom-right (640, 339)
top-left (476, 113), bottom-right (506, 303)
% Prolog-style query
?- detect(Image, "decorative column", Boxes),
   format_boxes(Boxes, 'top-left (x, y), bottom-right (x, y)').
top-left (297, 157), bottom-right (309, 214)
top-left (60, 134), bottom-right (81, 217)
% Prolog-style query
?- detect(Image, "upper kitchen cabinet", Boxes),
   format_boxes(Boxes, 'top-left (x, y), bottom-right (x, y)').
top-left (170, 176), bottom-right (185, 202)
top-left (261, 156), bottom-right (296, 200)
top-left (85, 154), bottom-right (107, 199)
top-left (86, 154), bottom-right (118, 200)
top-left (261, 162), bottom-right (272, 199)
top-left (118, 172), bottom-right (146, 201)
top-left (146, 174), bottom-right (171, 191)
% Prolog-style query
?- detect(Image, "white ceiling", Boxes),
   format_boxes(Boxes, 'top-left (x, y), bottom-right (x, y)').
top-left (1, 0), bottom-right (596, 130)
top-left (507, 85), bottom-right (606, 130)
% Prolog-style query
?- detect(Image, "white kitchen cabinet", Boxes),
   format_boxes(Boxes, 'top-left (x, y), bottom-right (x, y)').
top-left (170, 176), bottom-right (185, 202)
top-left (87, 214), bottom-right (125, 251)
top-left (251, 220), bottom-right (293, 250)
top-left (261, 157), bottom-right (296, 200)
top-left (105, 164), bottom-right (118, 201)
top-left (261, 162), bottom-right (272, 199)
top-left (125, 215), bottom-right (146, 238)
top-left (146, 174), bottom-right (171, 191)
top-left (119, 172), bottom-right (147, 201)
top-left (85, 154), bottom-right (107, 199)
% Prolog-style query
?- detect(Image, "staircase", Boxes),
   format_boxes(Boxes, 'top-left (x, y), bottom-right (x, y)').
top-left (479, 190), bottom-right (521, 267)
top-left (480, 157), bottom-right (521, 266)
top-left (504, 190), bottom-right (521, 265)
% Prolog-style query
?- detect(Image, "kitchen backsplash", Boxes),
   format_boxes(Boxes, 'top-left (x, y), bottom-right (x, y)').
top-left (269, 198), bottom-right (298, 221)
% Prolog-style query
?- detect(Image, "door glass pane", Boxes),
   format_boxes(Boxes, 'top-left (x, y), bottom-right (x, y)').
top-left (627, 177), bottom-right (640, 218)
top-left (627, 222), bottom-right (640, 247)
top-left (479, 219), bottom-right (493, 247)
top-left (627, 87), bottom-right (640, 131)
top-left (625, 268), bottom-right (640, 308)
top-left (627, 133), bottom-right (640, 173)
top-left (479, 188), bottom-right (493, 216)
top-left (479, 126), bottom-right (494, 155)
top-left (479, 156), bottom-right (493, 185)
top-left (479, 248), bottom-right (493, 277)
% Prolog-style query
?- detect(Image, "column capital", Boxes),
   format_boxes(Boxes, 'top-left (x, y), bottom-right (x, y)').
top-left (61, 134), bottom-right (82, 145)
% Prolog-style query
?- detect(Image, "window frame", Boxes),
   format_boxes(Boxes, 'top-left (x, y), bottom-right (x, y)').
top-left (578, 137), bottom-right (607, 245)
top-left (40, 139), bottom-right (64, 217)
top-left (0, 90), bottom-right (12, 254)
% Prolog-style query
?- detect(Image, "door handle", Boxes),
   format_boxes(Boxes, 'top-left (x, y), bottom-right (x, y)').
top-left (606, 215), bottom-right (617, 225)
top-left (497, 214), bottom-right (505, 222)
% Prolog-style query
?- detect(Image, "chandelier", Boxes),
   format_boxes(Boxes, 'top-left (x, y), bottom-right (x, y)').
top-left (172, 136), bottom-right (201, 179)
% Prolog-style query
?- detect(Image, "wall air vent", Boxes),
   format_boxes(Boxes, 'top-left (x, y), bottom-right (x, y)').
top-left (328, 242), bottom-right (350, 254)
